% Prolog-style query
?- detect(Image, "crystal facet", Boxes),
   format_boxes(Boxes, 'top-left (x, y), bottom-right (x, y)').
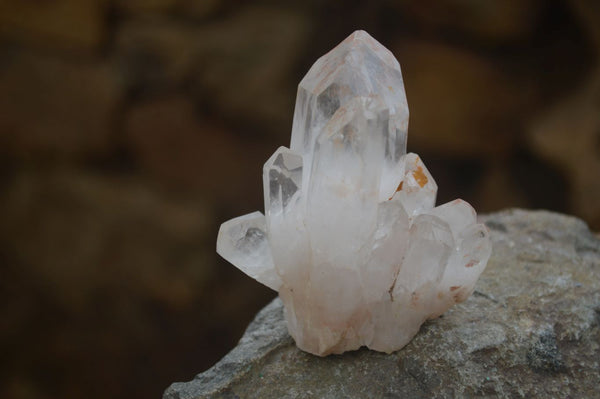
top-left (217, 30), bottom-right (492, 356)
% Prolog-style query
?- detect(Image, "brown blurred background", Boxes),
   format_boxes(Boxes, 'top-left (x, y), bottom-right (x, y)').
top-left (0, 0), bottom-right (599, 398)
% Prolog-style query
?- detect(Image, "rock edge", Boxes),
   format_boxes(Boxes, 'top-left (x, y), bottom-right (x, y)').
top-left (164, 209), bottom-right (600, 399)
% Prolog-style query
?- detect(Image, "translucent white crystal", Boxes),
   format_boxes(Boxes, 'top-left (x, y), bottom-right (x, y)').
top-left (216, 211), bottom-right (281, 291)
top-left (217, 30), bottom-right (491, 356)
top-left (291, 30), bottom-right (409, 202)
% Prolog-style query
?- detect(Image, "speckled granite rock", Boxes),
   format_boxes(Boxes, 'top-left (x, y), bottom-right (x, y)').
top-left (164, 209), bottom-right (600, 399)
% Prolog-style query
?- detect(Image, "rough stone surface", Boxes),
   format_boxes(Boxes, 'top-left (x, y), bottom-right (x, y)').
top-left (0, 50), bottom-right (120, 158)
top-left (189, 5), bottom-right (311, 135)
top-left (388, 0), bottom-right (544, 44)
top-left (124, 96), bottom-right (271, 201)
top-left (165, 209), bottom-right (600, 399)
top-left (0, 0), bottom-right (106, 50)
top-left (393, 39), bottom-right (528, 158)
top-left (528, 69), bottom-right (600, 228)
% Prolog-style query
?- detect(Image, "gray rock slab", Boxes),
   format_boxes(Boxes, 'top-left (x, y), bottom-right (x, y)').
top-left (164, 209), bottom-right (600, 398)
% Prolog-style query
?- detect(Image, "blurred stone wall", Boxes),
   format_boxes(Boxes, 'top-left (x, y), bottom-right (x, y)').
top-left (0, 1), bottom-right (598, 398)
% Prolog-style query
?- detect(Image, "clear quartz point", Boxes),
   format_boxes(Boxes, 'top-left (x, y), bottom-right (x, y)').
top-left (216, 30), bottom-right (491, 356)
top-left (263, 146), bottom-right (303, 222)
top-left (216, 211), bottom-right (281, 291)
top-left (290, 30), bottom-right (409, 202)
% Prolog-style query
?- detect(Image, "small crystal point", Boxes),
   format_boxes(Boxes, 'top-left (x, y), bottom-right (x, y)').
top-left (263, 146), bottom-right (303, 223)
top-left (217, 30), bottom-right (491, 356)
top-left (216, 211), bottom-right (281, 291)
top-left (392, 153), bottom-right (437, 216)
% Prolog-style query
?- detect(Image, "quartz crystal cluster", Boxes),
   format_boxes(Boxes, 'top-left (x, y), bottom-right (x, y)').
top-left (217, 30), bottom-right (491, 356)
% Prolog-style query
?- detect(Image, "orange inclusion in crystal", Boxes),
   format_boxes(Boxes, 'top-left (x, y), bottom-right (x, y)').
top-left (413, 166), bottom-right (428, 187)
top-left (388, 181), bottom-right (404, 201)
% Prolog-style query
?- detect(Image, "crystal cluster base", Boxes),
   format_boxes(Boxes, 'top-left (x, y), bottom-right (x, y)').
top-left (217, 30), bottom-right (491, 356)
